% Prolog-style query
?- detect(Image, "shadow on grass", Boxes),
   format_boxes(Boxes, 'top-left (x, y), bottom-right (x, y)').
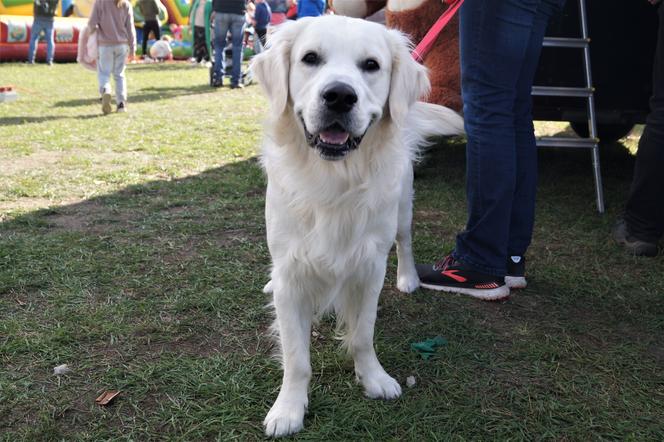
top-left (52, 84), bottom-right (216, 109)
top-left (0, 113), bottom-right (105, 126)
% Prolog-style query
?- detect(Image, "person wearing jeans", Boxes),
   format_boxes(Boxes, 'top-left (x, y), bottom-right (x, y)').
top-left (98, 44), bottom-right (130, 111)
top-left (417, 0), bottom-right (566, 300)
top-left (88, 0), bottom-right (136, 114)
top-left (27, 0), bottom-right (58, 64)
top-left (613, 0), bottom-right (664, 257)
top-left (212, 0), bottom-right (246, 88)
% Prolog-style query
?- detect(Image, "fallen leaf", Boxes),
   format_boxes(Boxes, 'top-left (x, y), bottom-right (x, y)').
top-left (95, 390), bottom-right (121, 406)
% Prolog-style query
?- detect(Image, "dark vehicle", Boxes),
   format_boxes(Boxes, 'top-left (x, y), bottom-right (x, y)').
top-left (533, 0), bottom-right (659, 143)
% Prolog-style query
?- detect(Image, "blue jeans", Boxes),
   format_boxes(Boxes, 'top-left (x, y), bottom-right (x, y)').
top-left (213, 13), bottom-right (245, 86)
top-left (28, 16), bottom-right (55, 63)
top-left (97, 44), bottom-right (129, 104)
top-left (454, 0), bottom-right (565, 276)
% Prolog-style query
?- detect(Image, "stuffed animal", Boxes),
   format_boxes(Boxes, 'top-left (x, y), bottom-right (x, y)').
top-left (331, 0), bottom-right (462, 113)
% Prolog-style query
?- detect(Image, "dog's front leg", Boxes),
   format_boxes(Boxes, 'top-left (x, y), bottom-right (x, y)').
top-left (345, 272), bottom-right (402, 400)
top-left (264, 288), bottom-right (312, 438)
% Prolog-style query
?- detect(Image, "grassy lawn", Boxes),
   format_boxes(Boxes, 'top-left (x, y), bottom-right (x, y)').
top-left (1, 62), bottom-right (663, 441)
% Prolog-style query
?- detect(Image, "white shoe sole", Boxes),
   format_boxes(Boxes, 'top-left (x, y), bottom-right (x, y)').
top-left (101, 93), bottom-right (112, 115)
top-left (504, 276), bottom-right (527, 289)
top-left (420, 282), bottom-right (510, 301)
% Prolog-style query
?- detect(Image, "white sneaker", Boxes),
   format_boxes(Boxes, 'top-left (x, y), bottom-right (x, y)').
top-left (101, 92), bottom-right (112, 115)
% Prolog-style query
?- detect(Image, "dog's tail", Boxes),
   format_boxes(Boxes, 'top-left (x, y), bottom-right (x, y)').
top-left (403, 102), bottom-right (465, 159)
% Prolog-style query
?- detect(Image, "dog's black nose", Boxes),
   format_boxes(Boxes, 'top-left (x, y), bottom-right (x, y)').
top-left (322, 82), bottom-right (358, 113)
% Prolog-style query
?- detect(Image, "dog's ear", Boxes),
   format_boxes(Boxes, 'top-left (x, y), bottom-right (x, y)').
top-left (251, 21), bottom-right (299, 116)
top-left (387, 30), bottom-right (431, 124)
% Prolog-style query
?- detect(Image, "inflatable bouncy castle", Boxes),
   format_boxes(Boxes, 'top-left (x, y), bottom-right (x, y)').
top-left (0, 0), bottom-right (92, 61)
top-left (0, 0), bottom-right (193, 62)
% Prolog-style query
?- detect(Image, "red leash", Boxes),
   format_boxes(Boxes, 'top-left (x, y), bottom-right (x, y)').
top-left (411, 0), bottom-right (464, 63)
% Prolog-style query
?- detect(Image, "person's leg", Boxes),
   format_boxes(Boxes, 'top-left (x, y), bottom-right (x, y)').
top-left (112, 44), bottom-right (130, 105)
top-left (624, 3), bottom-right (664, 245)
top-left (230, 14), bottom-right (245, 86)
top-left (44, 19), bottom-right (55, 64)
top-left (97, 46), bottom-right (114, 94)
top-left (454, 0), bottom-right (542, 276)
top-left (194, 26), bottom-right (203, 62)
top-left (97, 45), bottom-right (114, 114)
top-left (213, 13), bottom-right (230, 83)
top-left (142, 25), bottom-right (149, 56)
top-left (27, 18), bottom-right (44, 63)
top-left (508, 0), bottom-right (565, 259)
top-left (257, 28), bottom-right (268, 47)
top-left (153, 20), bottom-right (161, 41)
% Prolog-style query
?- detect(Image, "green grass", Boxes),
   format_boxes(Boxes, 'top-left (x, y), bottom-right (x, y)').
top-left (1, 62), bottom-right (663, 441)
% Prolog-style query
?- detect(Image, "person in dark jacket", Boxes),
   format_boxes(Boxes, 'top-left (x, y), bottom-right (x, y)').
top-left (137, 0), bottom-right (161, 59)
top-left (211, 0), bottom-right (246, 88)
top-left (253, 0), bottom-right (272, 47)
top-left (613, 0), bottom-right (664, 256)
top-left (27, 0), bottom-right (59, 64)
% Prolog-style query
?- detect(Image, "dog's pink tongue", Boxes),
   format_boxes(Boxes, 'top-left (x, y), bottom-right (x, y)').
top-left (319, 130), bottom-right (349, 145)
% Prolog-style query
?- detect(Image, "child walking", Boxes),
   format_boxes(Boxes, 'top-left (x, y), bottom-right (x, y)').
top-left (190, 0), bottom-right (212, 64)
top-left (88, 0), bottom-right (136, 114)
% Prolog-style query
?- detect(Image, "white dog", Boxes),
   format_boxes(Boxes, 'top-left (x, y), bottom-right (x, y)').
top-left (251, 15), bottom-right (464, 438)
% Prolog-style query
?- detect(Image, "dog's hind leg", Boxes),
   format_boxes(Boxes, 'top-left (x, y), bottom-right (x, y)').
top-left (395, 166), bottom-right (420, 293)
top-left (341, 268), bottom-right (402, 400)
top-left (264, 283), bottom-right (313, 438)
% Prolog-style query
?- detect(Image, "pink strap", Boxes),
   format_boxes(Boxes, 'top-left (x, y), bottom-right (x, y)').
top-left (411, 0), bottom-right (464, 63)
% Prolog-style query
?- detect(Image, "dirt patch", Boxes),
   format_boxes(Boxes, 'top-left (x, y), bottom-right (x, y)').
top-left (1, 150), bottom-right (154, 177)
top-left (0, 198), bottom-right (77, 216)
top-left (1, 151), bottom-right (65, 175)
top-left (41, 200), bottom-right (137, 234)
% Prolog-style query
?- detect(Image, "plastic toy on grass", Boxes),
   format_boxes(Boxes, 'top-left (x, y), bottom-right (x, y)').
top-left (0, 85), bottom-right (18, 103)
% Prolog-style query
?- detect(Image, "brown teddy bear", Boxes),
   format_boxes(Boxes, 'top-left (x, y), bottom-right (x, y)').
top-left (331, 0), bottom-right (462, 113)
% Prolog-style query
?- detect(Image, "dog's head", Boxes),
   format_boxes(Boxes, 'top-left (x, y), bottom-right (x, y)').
top-left (251, 15), bottom-right (430, 161)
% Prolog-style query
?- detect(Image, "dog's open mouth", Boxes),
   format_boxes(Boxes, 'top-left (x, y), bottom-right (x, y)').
top-left (303, 121), bottom-right (363, 161)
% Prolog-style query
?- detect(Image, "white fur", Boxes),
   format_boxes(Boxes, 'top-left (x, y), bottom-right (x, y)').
top-left (251, 16), bottom-right (463, 438)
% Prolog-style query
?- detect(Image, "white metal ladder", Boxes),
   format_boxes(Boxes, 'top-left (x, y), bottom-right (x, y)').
top-left (532, 0), bottom-right (605, 213)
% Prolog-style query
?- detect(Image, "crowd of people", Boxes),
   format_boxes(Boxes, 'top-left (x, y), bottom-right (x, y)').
top-left (27, 1), bottom-right (330, 101)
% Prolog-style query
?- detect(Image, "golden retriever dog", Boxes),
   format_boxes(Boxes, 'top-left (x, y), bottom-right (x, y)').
top-left (251, 15), bottom-right (464, 437)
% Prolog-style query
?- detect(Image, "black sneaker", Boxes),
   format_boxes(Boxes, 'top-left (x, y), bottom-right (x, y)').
top-left (505, 255), bottom-right (527, 289)
top-left (613, 219), bottom-right (658, 257)
top-left (416, 255), bottom-right (510, 301)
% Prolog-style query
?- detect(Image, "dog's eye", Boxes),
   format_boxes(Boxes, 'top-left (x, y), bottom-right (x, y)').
top-left (302, 52), bottom-right (320, 66)
top-left (361, 58), bottom-right (380, 72)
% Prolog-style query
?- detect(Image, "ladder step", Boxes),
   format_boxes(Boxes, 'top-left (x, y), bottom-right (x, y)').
top-left (536, 136), bottom-right (599, 148)
top-left (532, 86), bottom-right (593, 97)
top-left (543, 37), bottom-right (590, 48)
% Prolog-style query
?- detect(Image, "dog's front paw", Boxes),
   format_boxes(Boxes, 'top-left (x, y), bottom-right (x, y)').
top-left (263, 280), bottom-right (274, 293)
top-left (396, 274), bottom-right (420, 293)
top-left (264, 397), bottom-right (307, 438)
top-left (359, 369), bottom-right (402, 400)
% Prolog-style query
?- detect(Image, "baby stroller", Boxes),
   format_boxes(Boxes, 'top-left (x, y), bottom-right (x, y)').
top-left (208, 26), bottom-right (254, 87)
